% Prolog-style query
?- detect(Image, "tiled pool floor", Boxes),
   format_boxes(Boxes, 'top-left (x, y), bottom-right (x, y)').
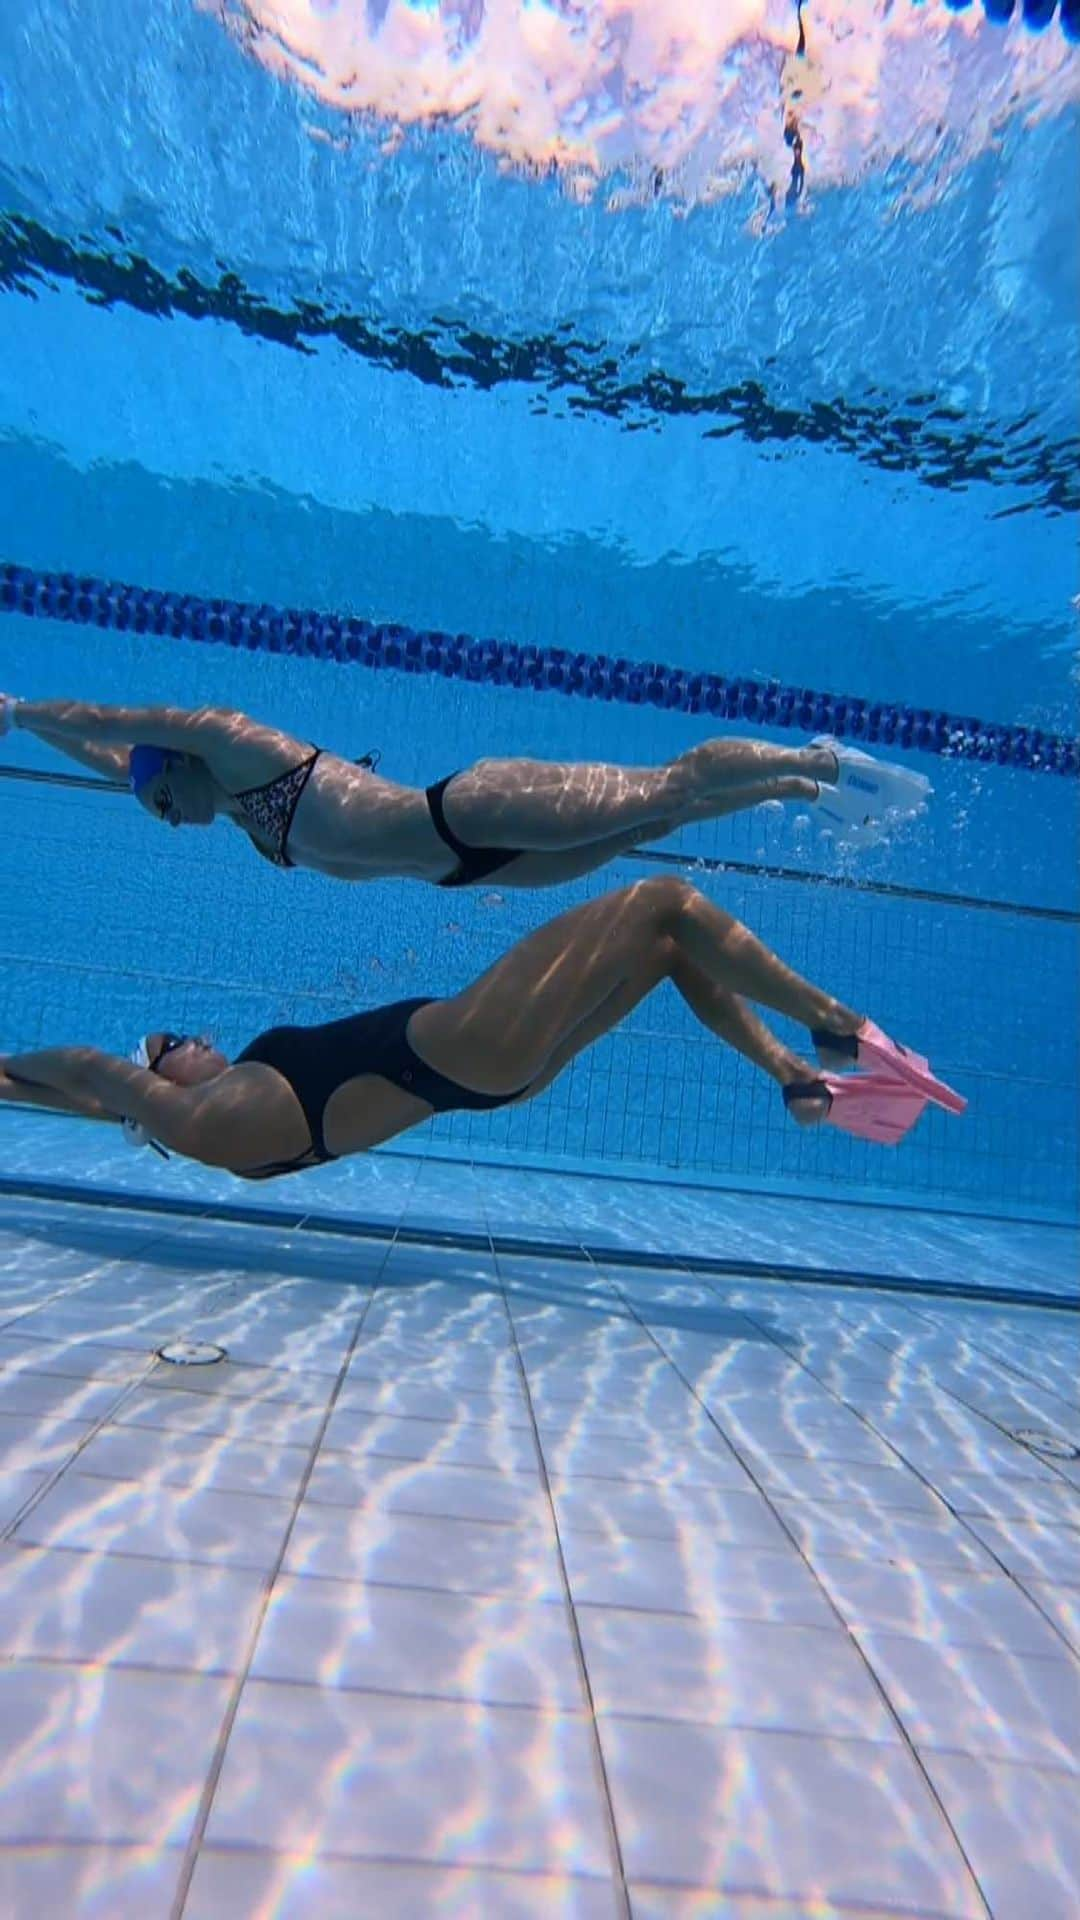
top-left (0, 1195), bottom-right (1077, 1918)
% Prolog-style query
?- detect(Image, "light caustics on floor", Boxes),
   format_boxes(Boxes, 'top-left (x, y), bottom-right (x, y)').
top-left (204, 0), bottom-right (1080, 209)
top-left (0, 1195), bottom-right (1078, 1917)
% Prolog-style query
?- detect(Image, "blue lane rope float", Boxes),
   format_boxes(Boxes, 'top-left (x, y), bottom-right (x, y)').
top-left (945, 0), bottom-right (1076, 28)
top-left (2, 563), bottom-right (1076, 775)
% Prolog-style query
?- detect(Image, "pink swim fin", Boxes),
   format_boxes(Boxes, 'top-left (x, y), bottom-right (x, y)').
top-left (783, 1069), bottom-right (930, 1145)
top-left (811, 1018), bottom-right (967, 1115)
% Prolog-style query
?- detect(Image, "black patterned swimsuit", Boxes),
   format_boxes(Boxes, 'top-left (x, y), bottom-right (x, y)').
top-left (234, 750), bottom-right (522, 885)
top-left (234, 750), bottom-right (321, 867)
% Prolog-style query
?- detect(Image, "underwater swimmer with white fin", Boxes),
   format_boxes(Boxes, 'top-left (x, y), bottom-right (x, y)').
top-left (0, 693), bottom-right (930, 885)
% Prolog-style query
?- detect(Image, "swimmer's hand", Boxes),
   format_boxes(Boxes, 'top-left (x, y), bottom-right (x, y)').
top-left (0, 694), bottom-right (18, 736)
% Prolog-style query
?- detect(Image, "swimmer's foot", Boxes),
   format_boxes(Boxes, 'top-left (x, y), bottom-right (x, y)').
top-left (783, 1067), bottom-right (933, 1145)
top-left (780, 1061), bottom-right (833, 1128)
top-left (810, 1017), bottom-right (968, 1115)
top-left (811, 737), bottom-right (932, 848)
top-left (814, 1033), bottom-right (861, 1073)
top-left (809, 1008), bottom-right (865, 1074)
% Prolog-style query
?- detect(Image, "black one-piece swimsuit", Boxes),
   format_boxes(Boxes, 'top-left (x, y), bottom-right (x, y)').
top-left (234, 1001), bottom-right (529, 1180)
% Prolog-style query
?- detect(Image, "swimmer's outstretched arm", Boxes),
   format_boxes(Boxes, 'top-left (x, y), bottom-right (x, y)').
top-left (0, 1056), bottom-right (116, 1121)
top-left (30, 730), bottom-right (130, 780)
top-left (4, 698), bottom-right (309, 789)
top-left (10, 697), bottom-right (235, 753)
top-left (1, 1045), bottom-right (198, 1153)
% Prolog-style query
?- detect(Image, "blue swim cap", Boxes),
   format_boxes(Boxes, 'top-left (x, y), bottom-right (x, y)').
top-left (129, 745), bottom-right (170, 794)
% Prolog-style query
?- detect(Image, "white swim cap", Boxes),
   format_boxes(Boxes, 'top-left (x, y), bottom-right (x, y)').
top-left (121, 1037), bottom-right (169, 1158)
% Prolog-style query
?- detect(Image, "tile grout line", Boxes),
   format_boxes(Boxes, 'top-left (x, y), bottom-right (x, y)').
top-left (167, 1234), bottom-right (397, 1920)
top-left (586, 1250), bottom-right (997, 1920)
top-left (0, 1266), bottom-right (343, 1542)
top-left (875, 1291), bottom-right (1080, 1431)
top-left (770, 1285), bottom-right (1080, 1503)
top-left (802, 1284), bottom-right (1080, 1436)
top-left (0, 1356), bottom-right (174, 1543)
top-left (728, 1284), bottom-right (1080, 1664)
top-left (491, 1236), bottom-right (633, 1920)
top-left (773, 1290), bottom-right (1080, 1652)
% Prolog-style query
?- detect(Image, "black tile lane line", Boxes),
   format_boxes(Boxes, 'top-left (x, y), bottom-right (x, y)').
top-left (0, 1179), bottom-right (1075, 1312)
top-left (1, 764), bottom-right (1076, 921)
top-left (1, 210), bottom-right (1076, 517)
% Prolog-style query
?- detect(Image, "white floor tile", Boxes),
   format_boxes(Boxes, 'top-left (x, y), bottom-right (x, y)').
top-left (577, 1608), bottom-right (897, 1742)
top-left (528, 1373), bottom-right (707, 1431)
top-left (522, 1357), bottom-right (691, 1412)
top-left (11, 1473), bottom-right (294, 1573)
top-left (0, 1276), bottom-right (83, 1312)
top-left (599, 1718), bottom-right (982, 1914)
top-left (321, 1404), bottom-right (541, 1473)
top-left (774, 1498), bottom-right (996, 1573)
top-left (0, 1662), bottom-right (231, 1842)
top-left (252, 1573), bottom-right (585, 1709)
top-left (185, 1851), bottom-right (621, 1920)
top-left (306, 1453), bottom-right (547, 1526)
top-left (541, 1427), bottom-right (750, 1491)
top-left (286, 1502), bottom-right (564, 1599)
top-left (335, 1372), bottom-right (537, 1427)
top-left (923, 1751), bottom-right (1080, 1920)
top-left (72, 1422), bottom-right (313, 1501)
top-left (0, 1412), bottom-right (96, 1473)
top-left (965, 1518), bottom-right (1080, 1588)
top-left (864, 1416), bottom-right (1059, 1482)
top-left (113, 1383), bottom-right (328, 1447)
top-left (346, 1336), bottom-right (524, 1396)
top-left (715, 1417), bottom-right (899, 1471)
top-left (0, 1544), bottom-right (264, 1672)
top-left (748, 1455), bottom-right (949, 1517)
top-left (562, 1532), bottom-right (836, 1627)
top-left (4, 1303), bottom-right (202, 1351)
top-left (858, 1633), bottom-right (1080, 1772)
top-left (0, 1371), bottom-right (131, 1422)
top-left (0, 1470), bottom-right (48, 1531)
top-left (361, 1302), bottom-right (511, 1348)
top-left (206, 1680), bottom-right (611, 1874)
top-left (0, 1203), bottom-right (1074, 1920)
top-left (0, 1843), bottom-right (185, 1919)
top-left (812, 1556), bottom-right (1072, 1658)
top-left (178, 1320), bottom-right (358, 1375)
top-left (1022, 1581), bottom-right (1080, 1656)
top-left (146, 1359), bottom-right (335, 1406)
top-left (530, 1396), bottom-right (724, 1445)
top-left (629, 1891), bottom-right (922, 1920)
top-left (550, 1479), bottom-right (786, 1548)
top-left (0, 1332), bottom-right (150, 1382)
top-left (931, 1472), bottom-right (1080, 1527)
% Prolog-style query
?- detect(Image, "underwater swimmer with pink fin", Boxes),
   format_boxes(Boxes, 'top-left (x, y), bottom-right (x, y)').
top-left (1, 879), bottom-right (963, 1179)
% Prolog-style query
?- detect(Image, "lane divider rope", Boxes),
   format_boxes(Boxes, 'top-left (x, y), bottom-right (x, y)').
top-left (3, 562), bottom-right (1076, 774)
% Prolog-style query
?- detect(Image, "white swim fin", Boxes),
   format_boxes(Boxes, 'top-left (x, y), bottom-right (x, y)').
top-left (812, 737), bottom-right (932, 848)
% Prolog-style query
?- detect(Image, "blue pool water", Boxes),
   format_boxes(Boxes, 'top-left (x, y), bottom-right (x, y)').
top-left (1, 11), bottom-right (1079, 1916)
top-left (1, 1), bottom-right (1077, 1233)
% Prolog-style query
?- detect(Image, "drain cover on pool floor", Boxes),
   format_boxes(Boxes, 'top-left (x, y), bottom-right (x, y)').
top-left (156, 1340), bottom-right (228, 1367)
